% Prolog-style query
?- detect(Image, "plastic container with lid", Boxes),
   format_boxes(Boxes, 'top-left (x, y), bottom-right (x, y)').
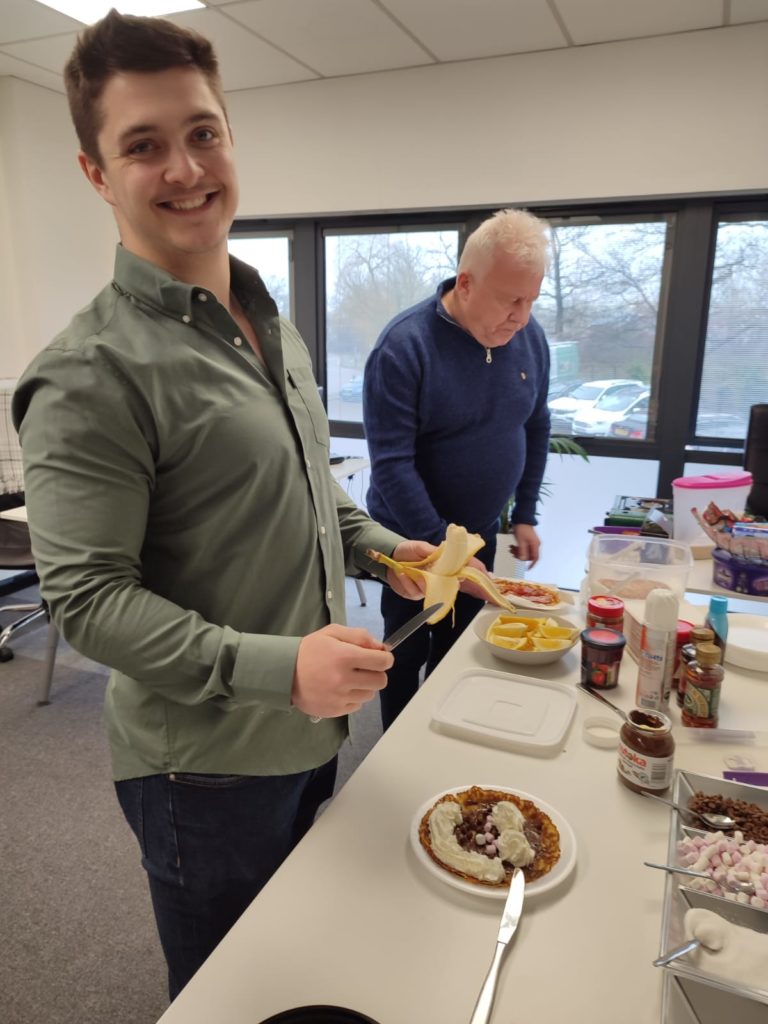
top-left (671, 471), bottom-right (753, 546)
top-left (587, 534), bottom-right (693, 601)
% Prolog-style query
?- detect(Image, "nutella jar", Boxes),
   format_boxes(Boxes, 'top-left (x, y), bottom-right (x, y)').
top-left (617, 708), bottom-right (675, 794)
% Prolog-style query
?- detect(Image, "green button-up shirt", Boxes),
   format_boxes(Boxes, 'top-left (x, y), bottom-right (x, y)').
top-left (13, 247), bottom-right (403, 780)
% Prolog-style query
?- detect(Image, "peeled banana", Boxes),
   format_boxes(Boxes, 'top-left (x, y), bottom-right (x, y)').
top-left (369, 523), bottom-right (514, 624)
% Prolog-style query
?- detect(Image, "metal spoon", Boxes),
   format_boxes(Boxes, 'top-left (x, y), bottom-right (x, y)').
top-left (639, 792), bottom-right (738, 831)
top-left (643, 861), bottom-right (756, 895)
top-left (653, 938), bottom-right (701, 967)
top-left (576, 683), bottom-right (628, 723)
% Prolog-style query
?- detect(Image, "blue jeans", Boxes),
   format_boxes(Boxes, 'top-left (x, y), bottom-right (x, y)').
top-left (115, 759), bottom-right (337, 1001)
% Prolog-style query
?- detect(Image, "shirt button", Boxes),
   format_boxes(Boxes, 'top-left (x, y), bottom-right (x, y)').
top-left (197, 292), bottom-right (208, 302)
top-left (182, 315), bottom-right (192, 324)
top-left (233, 336), bottom-right (243, 347)
top-left (327, 590), bottom-right (333, 601)
top-left (319, 526), bottom-right (326, 535)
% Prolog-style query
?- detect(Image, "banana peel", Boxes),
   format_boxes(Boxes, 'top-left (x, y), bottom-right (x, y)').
top-left (368, 523), bottom-right (515, 624)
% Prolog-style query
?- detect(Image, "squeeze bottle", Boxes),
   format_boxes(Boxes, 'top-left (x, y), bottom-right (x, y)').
top-left (636, 588), bottom-right (679, 710)
top-left (705, 596), bottom-right (728, 665)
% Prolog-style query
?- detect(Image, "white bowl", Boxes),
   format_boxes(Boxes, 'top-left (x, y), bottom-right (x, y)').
top-left (474, 607), bottom-right (580, 666)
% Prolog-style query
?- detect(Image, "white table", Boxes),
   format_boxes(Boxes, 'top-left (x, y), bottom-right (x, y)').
top-left (155, 600), bottom-right (768, 1024)
top-left (0, 504), bottom-right (27, 523)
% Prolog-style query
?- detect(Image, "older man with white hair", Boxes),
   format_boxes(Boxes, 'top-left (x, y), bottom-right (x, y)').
top-left (364, 208), bottom-right (552, 729)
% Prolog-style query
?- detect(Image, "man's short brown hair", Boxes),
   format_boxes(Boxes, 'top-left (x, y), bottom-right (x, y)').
top-left (64, 9), bottom-right (228, 167)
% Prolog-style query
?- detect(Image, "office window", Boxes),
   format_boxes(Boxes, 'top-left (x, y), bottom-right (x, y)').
top-left (325, 228), bottom-right (459, 423)
top-left (228, 233), bottom-right (292, 318)
top-left (696, 216), bottom-right (768, 443)
top-left (535, 218), bottom-right (669, 440)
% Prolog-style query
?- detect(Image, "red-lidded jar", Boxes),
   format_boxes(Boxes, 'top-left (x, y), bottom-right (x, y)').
top-left (617, 708), bottom-right (675, 794)
top-left (580, 627), bottom-right (626, 689)
top-left (671, 620), bottom-right (695, 691)
top-left (586, 595), bottom-right (625, 634)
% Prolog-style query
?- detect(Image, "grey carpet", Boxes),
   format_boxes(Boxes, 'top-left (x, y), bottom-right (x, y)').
top-left (0, 578), bottom-right (385, 1024)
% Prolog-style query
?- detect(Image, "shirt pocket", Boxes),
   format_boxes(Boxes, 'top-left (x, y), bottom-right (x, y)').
top-left (286, 365), bottom-right (330, 450)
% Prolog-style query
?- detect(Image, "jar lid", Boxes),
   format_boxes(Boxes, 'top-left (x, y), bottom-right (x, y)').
top-left (581, 626), bottom-right (626, 649)
top-left (587, 595), bottom-right (624, 617)
top-left (695, 641), bottom-right (721, 666)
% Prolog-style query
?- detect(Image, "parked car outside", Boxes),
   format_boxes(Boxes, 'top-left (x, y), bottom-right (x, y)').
top-left (548, 378), bottom-right (645, 434)
top-left (340, 374), bottom-right (364, 401)
top-left (610, 393), bottom-right (651, 439)
top-left (572, 387), bottom-right (650, 437)
top-left (610, 408), bottom-right (748, 442)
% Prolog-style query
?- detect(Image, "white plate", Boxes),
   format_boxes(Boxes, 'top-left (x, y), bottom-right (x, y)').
top-left (725, 614), bottom-right (768, 672)
top-left (473, 607), bottom-right (580, 666)
top-left (490, 576), bottom-right (572, 614)
top-left (410, 785), bottom-right (577, 900)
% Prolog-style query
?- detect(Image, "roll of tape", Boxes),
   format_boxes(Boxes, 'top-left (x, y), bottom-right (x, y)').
top-left (583, 715), bottom-right (620, 749)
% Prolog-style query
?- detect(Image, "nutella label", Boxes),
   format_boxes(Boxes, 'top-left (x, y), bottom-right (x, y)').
top-left (617, 739), bottom-right (674, 791)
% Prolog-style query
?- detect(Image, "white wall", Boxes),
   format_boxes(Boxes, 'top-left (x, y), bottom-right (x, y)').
top-left (0, 77), bottom-right (116, 377)
top-left (1, 23), bottom-right (766, 374)
top-left (230, 24), bottom-right (768, 216)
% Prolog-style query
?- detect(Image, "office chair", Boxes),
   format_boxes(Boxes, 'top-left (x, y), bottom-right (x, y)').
top-left (0, 510), bottom-right (60, 706)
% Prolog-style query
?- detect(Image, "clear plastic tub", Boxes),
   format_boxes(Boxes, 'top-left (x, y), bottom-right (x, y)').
top-left (672, 473), bottom-right (753, 546)
top-left (587, 534), bottom-right (693, 601)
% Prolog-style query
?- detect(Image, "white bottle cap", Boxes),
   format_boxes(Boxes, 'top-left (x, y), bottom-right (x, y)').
top-left (644, 588), bottom-right (679, 630)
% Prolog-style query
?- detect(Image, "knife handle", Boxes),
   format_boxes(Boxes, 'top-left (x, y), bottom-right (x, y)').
top-left (469, 940), bottom-right (506, 1024)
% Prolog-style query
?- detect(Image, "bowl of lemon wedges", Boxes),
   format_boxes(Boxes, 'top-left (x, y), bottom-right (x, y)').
top-left (473, 606), bottom-right (580, 666)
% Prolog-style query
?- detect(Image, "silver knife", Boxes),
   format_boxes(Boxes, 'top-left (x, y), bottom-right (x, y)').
top-left (309, 602), bottom-right (443, 722)
top-left (382, 602), bottom-right (443, 650)
top-left (469, 867), bottom-right (526, 1024)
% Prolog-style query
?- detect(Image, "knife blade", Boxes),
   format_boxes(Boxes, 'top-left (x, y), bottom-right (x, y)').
top-left (308, 602), bottom-right (443, 722)
top-left (469, 867), bottom-right (525, 1024)
top-left (383, 602), bottom-right (443, 650)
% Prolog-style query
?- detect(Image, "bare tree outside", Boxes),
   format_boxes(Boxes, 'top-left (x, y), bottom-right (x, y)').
top-left (326, 230), bottom-right (458, 421)
top-left (698, 219), bottom-right (768, 435)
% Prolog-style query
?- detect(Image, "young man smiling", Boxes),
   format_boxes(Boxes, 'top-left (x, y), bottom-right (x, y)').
top-left (13, 10), bottom-right (430, 1002)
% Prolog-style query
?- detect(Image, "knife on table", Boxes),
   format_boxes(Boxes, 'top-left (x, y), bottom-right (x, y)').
top-left (469, 867), bottom-right (526, 1024)
top-left (309, 602), bottom-right (443, 722)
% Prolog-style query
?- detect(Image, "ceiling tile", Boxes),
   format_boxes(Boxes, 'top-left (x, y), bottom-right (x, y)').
top-left (0, 50), bottom-right (66, 91)
top-left (0, 31), bottom-right (78, 78)
top-left (0, 0), bottom-right (81, 46)
top-left (381, 0), bottom-right (567, 60)
top-left (169, 9), bottom-right (318, 89)
top-left (224, 0), bottom-right (434, 77)
top-left (554, 0), bottom-right (723, 46)
top-left (731, 0), bottom-right (768, 23)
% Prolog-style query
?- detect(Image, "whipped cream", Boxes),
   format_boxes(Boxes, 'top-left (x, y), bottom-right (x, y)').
top-left (428, 798), bottom-right (534, 882)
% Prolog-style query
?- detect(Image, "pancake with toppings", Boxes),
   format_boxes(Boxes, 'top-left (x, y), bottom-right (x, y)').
top-left (418, 785), bottom-right (561, 888)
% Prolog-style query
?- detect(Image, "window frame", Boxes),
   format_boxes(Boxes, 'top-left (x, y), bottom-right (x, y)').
top-left (233, 192), bottom-right (768, 493)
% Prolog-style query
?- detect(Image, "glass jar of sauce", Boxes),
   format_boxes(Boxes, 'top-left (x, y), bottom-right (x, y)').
top-left (586, 595), bottom-right (625, 634)
top-left (617, 708), bottom-right (675, 794)
top-left (580, 627), bottom-right (626, 689)
top-left (676, 626), bottom-right (715, 708)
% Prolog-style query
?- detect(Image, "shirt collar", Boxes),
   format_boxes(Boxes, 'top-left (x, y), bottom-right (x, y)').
top-left (111, 245), bottom-right (277, 321)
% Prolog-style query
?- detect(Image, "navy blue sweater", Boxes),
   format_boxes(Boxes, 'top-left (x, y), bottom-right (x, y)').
top-left (363, 280), bottom-right (551, 551)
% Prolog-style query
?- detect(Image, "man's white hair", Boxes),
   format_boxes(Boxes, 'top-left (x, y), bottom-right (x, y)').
top-left (459, 208), bottom-right (550, 275)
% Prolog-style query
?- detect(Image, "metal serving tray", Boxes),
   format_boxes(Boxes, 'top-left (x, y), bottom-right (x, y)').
top-left (658, 769), bottom-right (768, 1019)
